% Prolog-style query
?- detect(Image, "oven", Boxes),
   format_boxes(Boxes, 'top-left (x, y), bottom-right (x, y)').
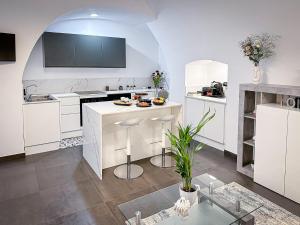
top-left (79, 93), bottom-right (132, 126)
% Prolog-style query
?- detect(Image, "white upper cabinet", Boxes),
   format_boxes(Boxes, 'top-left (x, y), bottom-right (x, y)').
top-left (254, 104), bottom-right (288, 195)
top-left (285, 109), bottom-right (300, 203)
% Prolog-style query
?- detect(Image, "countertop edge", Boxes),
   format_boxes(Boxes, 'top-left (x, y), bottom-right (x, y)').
top-left (185, 95), bottom-right (226, 104)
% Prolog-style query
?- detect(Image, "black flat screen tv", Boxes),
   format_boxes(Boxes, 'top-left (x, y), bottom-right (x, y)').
top-left (0, 33), bottom-right (16, 61)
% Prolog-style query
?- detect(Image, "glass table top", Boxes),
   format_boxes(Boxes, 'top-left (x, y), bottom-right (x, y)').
top-left (118, 174), bottom-right (263, 225)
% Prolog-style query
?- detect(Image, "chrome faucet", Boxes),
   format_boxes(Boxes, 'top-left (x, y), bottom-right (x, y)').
top-left (24, 84), bottom-right (37, 100)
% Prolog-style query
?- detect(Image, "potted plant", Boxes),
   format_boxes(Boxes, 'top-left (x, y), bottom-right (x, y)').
top-left (240, 33), bottom-right (278, 84)
top-left (152, 70), bottom-right (164, 97)
top-left (167, 110), bottom-right (215, 205)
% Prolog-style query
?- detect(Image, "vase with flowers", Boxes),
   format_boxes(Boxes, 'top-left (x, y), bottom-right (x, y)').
top-left (152, 70), bottom-right (164, 97)
top-left (240, 33), bottom-right (278, 84)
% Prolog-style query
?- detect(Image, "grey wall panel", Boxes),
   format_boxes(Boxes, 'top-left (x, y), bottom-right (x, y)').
top-left (74, 35), bottom-right (102, 67)
top-left (43, 32), bottom-right (126, 68)
top-left (43, 32), bottom-right (75, 67)
top-left (101, 37), bottom-right (126, 68)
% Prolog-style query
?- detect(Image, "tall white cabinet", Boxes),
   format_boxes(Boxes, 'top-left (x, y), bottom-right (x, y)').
top-left (285, 110), bottom-right (300, 203)
top-left (255, 104), bottom-right (300, 203)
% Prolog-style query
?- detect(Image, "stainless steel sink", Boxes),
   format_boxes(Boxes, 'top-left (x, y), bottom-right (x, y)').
top-left (26, 94), bottom-right (54, 102)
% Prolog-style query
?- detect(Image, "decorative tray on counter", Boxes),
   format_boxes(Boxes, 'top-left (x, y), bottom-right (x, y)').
top-left (113, 101), bottom-right (132, 106)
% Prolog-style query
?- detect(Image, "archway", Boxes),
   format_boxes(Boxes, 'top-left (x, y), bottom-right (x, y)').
top-left (20, 5), bottom-right (164, 154)
top-left (185, 60), bottom-right (228, 94)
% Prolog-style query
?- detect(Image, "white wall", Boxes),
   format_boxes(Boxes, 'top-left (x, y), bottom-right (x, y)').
top-left (2, 0), bottom-right (300, 157)
top-left (23, 19), bottom-right (159, 80)
top-left (0, 0), bottom-right (155, 157)
top-left (148, 0), bottom-right (300, 154)
top-left (185, 60), bottom-right (228, 94)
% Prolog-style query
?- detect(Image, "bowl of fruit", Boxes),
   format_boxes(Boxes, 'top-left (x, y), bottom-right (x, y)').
top-left (153, 97), bottom-right (165, 105)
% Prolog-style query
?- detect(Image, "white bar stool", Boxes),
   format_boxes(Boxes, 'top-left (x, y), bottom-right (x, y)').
top-left (114, 118), bottom-right (144, 179)
top-left (150, 115), bottom-right (175, 168)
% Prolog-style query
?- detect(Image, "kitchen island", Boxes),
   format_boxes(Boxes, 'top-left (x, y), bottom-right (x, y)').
top-left (82, 101), bottom-right (182, 179)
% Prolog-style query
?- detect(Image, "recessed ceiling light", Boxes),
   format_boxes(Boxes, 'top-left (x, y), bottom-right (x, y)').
top-left (90, 13), bottom-right (98, 17)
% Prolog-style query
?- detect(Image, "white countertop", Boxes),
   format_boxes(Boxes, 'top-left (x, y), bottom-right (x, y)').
top-left (85, 101), bottom-right (182, 115)
top-left (50, 93), bottom-right (80, 99)
top-left (186, 94), bottom-right (226, 104)
top-left (23, 99), bottom-right (60, 105)
top-left (106, 89), bottom-right (156, 94)
top-left (49, 89), bottom-right (156, 99)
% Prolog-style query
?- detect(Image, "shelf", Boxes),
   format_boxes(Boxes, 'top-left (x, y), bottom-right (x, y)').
top-left (243, 139), bottom-right (255, 147)
top-left (244, 112), bottom-right (256, 119)
top-left (239, 163), bottom-right (254, 178)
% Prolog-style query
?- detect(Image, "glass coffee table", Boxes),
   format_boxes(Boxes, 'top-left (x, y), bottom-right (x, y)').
top-left (118, 174), bottom-right (263, 225)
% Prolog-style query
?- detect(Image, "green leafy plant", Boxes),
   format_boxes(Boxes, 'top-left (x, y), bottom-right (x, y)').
top-left (152, 70), bottom-right (164, 88)
top-left (167, 110), bottom-right (215, 192)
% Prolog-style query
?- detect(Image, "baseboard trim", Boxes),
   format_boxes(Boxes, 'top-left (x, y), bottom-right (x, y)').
top-left (0, 153), bottom-right (25, 162)
top-left (224, 150), bottom-right (237, 160)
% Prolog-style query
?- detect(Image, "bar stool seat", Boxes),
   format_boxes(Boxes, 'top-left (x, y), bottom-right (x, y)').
top-left (114, 118), bottom-right (143, 179)
top-left (150, 115), bottom-right (175, 168)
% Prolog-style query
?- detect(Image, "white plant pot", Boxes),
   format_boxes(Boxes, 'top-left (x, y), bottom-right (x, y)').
top-left (179, 184), bottom-right (200, 206)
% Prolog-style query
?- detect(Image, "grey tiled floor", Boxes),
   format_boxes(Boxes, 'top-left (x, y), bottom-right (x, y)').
top-left (0, 145), bottom-right (299, 225)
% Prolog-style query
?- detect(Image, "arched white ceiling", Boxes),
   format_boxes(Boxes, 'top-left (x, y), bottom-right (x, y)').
top-left (0, 0), bottom-right (158, 157)
top-left (52, 4), bottom-right (157, 26)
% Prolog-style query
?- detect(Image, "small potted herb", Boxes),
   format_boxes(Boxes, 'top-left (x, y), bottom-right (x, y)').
top-left (152, 70), bottom-right (164, 96)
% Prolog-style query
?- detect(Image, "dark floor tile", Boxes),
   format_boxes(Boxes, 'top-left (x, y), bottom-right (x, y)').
top-left (1, 145), bottom-right (300, 225)
top-left (36, 161), bottom-right (90, 191)
top-left (40, 179), bottom-right (103, 223)
top-left (34, 149), bottom-right (79, 171)
top-left (0, 159), bottom-right (36, 179)
top-left (0, 193), bottom-right (44, 225)
top-left (45, 203), bottom-right (118, 225)
top-left (0, 168), bottom-right (39, 202)
top-left (93, 174), bottom-right (133, 202)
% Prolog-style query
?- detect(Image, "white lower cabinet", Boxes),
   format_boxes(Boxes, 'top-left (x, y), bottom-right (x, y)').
top-left (51, 93), bottom-right (82, 139)
top-left (285, 110), bottom-right (300, 203)
top-left (203, 101), bottom-right (225, 143)
top-left (185, 97), bottom-right (205, 136)
top-left (61, 114), bottom-right (81, 132)
top-left (185, 97), bottom-right (225, 149)
top-left (254, 104), bottom-right (300, 203)
top-left (23, 101), bottom-right (60, 155)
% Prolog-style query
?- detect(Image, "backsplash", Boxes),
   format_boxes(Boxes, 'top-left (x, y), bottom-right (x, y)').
top-left (23, 77), bottom-right (153, 95)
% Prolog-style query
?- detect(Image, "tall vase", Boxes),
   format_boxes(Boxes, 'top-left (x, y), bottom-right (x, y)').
top-left (155, 87), bottom-right (159, 97)
top-left (253, 65), bottom-right (262, 84)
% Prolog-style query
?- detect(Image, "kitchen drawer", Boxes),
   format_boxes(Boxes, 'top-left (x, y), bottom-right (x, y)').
top-left (61, 114), bottom-right (80, 132)
top-left (60, 97), bottom-right (79, 106)
top-left (61, 105), bottom-right (80, 115)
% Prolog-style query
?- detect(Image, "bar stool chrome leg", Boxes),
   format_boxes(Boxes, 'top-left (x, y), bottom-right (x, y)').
top-left (150, 116), bottom-right (175, 168)
top-left (114, 121), bottom-right (143, 179)
top-left (150, 148), bottom-right (175, 168)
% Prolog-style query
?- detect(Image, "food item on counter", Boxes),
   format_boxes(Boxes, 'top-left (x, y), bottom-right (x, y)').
top-left (113, 97), bottom-right (132, 106)
top-left (139, 98), bottom-right (152, 104)
top-left (120, 97), bottom-right (130, 102)
top-left (153, 97), bottom-right (165, 105)
top-left (137, 102), bottom-right (151, 107)
top-left (133, 95), bottom-right (141, 100)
